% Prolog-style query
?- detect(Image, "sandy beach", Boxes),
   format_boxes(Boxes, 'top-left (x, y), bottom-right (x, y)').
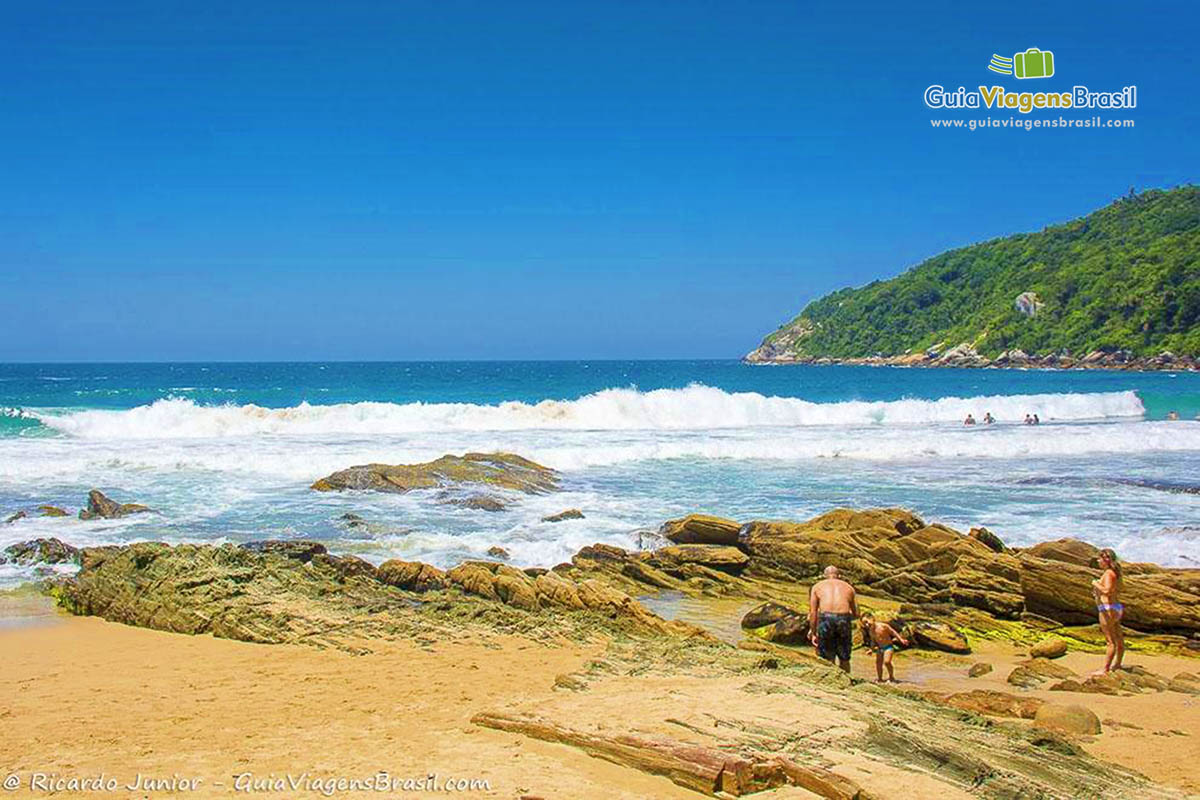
top-left (3, 595), bottom-right (1198, 799)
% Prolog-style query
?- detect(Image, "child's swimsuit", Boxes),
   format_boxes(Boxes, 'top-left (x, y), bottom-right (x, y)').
top-left (1096, 603), bottom-right (1124, 615)
top-left (878, 643), bottom-right (895, 653)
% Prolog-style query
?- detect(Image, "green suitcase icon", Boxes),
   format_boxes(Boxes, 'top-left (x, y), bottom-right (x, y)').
top-left (1014, 48), bottom-right (1054, 79)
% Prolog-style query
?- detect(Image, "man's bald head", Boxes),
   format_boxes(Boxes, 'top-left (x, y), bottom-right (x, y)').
top-left (823, 566), bottom-right (839, 579)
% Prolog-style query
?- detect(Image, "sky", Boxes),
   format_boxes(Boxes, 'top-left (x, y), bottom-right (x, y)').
top-left (1, 0), bottom-right (1197, 361)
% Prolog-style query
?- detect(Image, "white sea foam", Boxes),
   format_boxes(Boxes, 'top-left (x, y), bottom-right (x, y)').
top-left (22, 386), bottom-right (1146, 439)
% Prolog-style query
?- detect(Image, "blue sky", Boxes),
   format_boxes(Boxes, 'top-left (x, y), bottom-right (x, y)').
top-left (2, 0), bottom-right (1197, 361)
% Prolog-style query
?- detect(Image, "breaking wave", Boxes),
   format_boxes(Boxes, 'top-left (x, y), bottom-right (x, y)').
top-left (19, 385), bottom-right (1146, 439)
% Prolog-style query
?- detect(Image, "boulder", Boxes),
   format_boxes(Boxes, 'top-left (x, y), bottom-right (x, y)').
top-left (376, 559), bottom-right (447, 592)
top-left (654, 545), bottom-right (749, 573)
top-left (1033, 704), bottom-right (1101, 736)
top-left (746, 615), bottom-right (809, 646)
top-left (741, 602), bottom-right (803, 630)
top-left (968, 662), bottom-right (994, 678)
top-left (659, 514), bottom-right (741, 545)
top-left (542, 509), bottom-right (584, 523)
top-left (311, 452), bottom-right (559, 495)
top-left (487, 546), bottom-right (511, 560)
top-left (78, 489), bottom-right (153, 520)
top-left (1030, 637), bottom-right (1069, 659)
top-left (240, 540), bottom-right (327, 562)
top-left (908, 620), bottom-right (970, 654)
top-left (4, 510), bottom-right (27, 524)
top-left (2, 537), bottom-right (80, 566)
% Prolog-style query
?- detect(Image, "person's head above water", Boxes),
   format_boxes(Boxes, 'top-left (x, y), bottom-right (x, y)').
top-left (823, 565), bottom-right (840, 579)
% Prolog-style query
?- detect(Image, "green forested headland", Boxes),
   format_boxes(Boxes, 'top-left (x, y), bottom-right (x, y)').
top-left (748, 186), bottom-right (1200, 361)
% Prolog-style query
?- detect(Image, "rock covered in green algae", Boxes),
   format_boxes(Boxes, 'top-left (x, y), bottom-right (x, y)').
top-left (78, 489), bottom-right (153, 520)
top-left (38, 505), bottom-right (69, 517)
top-left (1, 537), bottom-right (80, 566)
top-left (310, 452), bottom-right (559, 495)
top-left (659, 514), bottom-right (741, 545)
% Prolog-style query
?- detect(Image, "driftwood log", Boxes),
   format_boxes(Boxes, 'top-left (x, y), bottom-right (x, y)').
top-left (471, 711), bottom-right (868, 798)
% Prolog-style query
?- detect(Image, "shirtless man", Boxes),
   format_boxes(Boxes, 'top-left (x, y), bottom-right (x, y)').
top-left (808, 566), bottom-right (859, 672)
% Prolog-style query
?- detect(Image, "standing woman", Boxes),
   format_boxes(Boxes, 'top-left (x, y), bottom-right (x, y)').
top-left (1091, 548), bottom-right (1124, 675)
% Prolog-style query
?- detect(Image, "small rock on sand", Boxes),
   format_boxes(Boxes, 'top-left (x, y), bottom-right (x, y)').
top-left (1031, 637), bottom-right (1069, 659)
top-left (1034, 703), bottom-right (1101, 736)
top-left (968, 662), bottom-right (994, 678)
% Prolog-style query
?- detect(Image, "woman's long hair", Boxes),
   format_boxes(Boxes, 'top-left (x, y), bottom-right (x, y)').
top-left (1098, 548), bottom-right (1122, 580)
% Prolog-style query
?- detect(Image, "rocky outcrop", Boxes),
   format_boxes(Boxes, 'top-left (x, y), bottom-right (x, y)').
top-left (542, 508), bottom-right (584, 523)
top-left (745, 347), bottom-right (1199, 373)
top-left (1018, 554), bottom-right (1200, 632)
top-left (660, 514), bottom-right (741, 545)
top-left (78, 489), bottom-right (153, 520)
top-left (376, 559), bottom-right (447, 592)
top-left (49, 539), bottom-right (708, 649)
top-left (1, 537), bottom-right (80, 566)
top-left (310, 452), bottom-right (559, 495)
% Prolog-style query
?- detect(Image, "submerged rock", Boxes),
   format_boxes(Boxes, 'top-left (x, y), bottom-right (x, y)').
top-left (486, 546), bottom-right (511, 560)
top-left (542, 508), bottom-right (584, 523)
top-left (38, 505), bottom-right (69, 517)
top-left (439, 494), bottom-right (510, 512)
top-left (4, 511), bottom-right (26, 524)
top-left (78, 489), bottom-right (153, 520)
top-left (311, 452), bottom-right (559, 495)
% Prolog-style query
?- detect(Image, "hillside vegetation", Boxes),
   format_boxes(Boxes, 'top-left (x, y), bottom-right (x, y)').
top-left (749, 186), bottom-right (1200, 361)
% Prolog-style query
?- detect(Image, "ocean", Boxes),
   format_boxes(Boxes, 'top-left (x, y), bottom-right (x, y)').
top-left (2, 360), bottom-right (1199, 587)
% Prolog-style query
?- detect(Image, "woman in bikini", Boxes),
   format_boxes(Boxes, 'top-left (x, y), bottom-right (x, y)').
top-left (1091, 548), bottom-right (1124, 675)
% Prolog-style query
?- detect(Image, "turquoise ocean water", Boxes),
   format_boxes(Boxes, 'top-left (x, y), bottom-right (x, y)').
top-left (2, 360), bottom-right (1199, 586)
